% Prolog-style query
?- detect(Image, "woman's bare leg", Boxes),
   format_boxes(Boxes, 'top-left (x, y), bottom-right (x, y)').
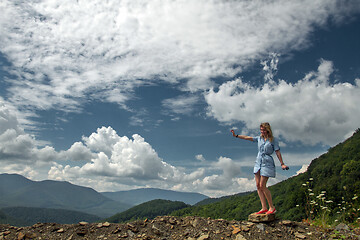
top-left (259, 176), bottom-right (275, 211)
top-left (255, 171), bottom-right (268, 210)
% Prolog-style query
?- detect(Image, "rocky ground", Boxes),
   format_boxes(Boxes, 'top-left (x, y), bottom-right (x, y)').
top-left (1, 216), bottom-right (359, 240)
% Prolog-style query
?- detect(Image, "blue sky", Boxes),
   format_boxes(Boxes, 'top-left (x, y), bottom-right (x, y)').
top-left (0, 0), bottom-right (360, 197)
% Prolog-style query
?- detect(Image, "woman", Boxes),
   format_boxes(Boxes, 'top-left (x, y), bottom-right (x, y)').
top-left (231, 122), bottom-right (288, 214)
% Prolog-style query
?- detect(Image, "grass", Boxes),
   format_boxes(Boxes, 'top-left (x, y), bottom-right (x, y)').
top-left (300, 178), bottom-right (360, 229)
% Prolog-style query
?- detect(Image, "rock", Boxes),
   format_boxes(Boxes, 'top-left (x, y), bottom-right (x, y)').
top-left (231, 225), bottom-right (241, 234)
top-left (197, 233), bottom-right (209, 240)
top-left (102, 222), bottom-right (111, 227)
top-left (76, 227), bottom-right (87, 236)
top-left (335, 223), bottom-right (349, 231)
top-left (294, 232), bottom-right (307, 239)
top-left (241, 225), bottom-right (250, 232)
top-left (78, 221), bottom-right (88, 226)
top-left (280, 220), bottom-right (293, 226)
top-left (235, 234), bottom-right (247, 240)
top-left (248, 212), bottom-right (276, 222)
top-left (1, 215), bottom-right (359, 239)
top-left (17, 232), bottom-right (25, 240)
top-left (192, 218), bottom-right (201, 228)
top-left (17, 232), bottom-right (37, 240)
top-left (256, 223), bottom-right (266, 231)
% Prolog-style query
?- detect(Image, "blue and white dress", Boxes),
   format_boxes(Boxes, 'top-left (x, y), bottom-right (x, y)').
top-left (252, 136), bottom-right (280, 178)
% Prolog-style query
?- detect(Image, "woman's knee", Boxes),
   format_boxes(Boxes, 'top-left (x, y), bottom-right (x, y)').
top-left (257, 183), bottom-right (268, 191)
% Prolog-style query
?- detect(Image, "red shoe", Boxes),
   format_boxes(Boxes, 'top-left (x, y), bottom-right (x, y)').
top-left (266, 208), bottom-right (276, 214)
top-left (255, 209), bottom-right (268, 214)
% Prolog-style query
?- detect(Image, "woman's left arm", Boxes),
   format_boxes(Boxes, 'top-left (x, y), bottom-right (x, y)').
top-left (275, 150), bottom-right (288, 170)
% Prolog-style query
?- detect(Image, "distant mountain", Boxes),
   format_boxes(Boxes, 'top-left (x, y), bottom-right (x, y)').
top-left (0, 209), bottom-right (25, 226)
top-left (0, 174), bottom-right (131, 218)
top-left (105, 199), bottom-right (189, 223)
top-left (1, 207), bottom-right (101, 226)
top-left (195, 191), bottom-right (252, 206)
top-left (173, 129), bottom-right (360, 222)
top-left (101, 188), bottom-right (208, 206)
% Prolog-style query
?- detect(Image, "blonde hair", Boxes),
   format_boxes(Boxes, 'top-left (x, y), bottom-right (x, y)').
top-left (260, 122), bottom-right (274, 142)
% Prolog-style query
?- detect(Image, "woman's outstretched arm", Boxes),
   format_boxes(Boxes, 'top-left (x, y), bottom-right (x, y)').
top-left (231, 130), bottom-right (253, 141)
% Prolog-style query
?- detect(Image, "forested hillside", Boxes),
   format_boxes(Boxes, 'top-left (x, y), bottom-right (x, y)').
top-left (0, 174), bottom-right (131, 218)
top-left (1, 207), bottom-right (101, 226)
top-left (102, 188), bottom-right (208, 205)
top-left (106, 199), bottom-right (189, 223)
top-left (172, 129), bottom-right (360, 224)
top-left (0, 210), bottom-right (25, 226)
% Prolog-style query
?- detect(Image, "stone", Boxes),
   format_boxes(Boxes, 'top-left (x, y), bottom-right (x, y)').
top-left (17, 232), bottom-right (25, 240)
top-left (256, 223), bottom-right (266, 231)
top-left (241, 225), bottom-right (250, 232)
top-left (335, 223), bottom-right (349, 231)
top-left (57, 228), bottom-right (64, 233)
top-left (197, 234), bottom-right (209, 240)
top-left (78, 221), bottom-right (88, 226)
top-left (232, 227), bottom-right (241, 234)
top-left (235, 234), bottom-right (247, 240)
top-left (102, 222), bottom-right (111, 227)
top-left (17, 232), bottom-right (36, 240)
top-left (294, 232), bottom-right (306, 239)
top-left (76, 228), bottom-right (87, 236)
top-left (248, 212), bottom-right (276, 222)
top-left (280, 220), bottom-right (293, 226)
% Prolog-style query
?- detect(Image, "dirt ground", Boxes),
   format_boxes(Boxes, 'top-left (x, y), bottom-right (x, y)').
top-left (1, 216), bottom-right (359, 239)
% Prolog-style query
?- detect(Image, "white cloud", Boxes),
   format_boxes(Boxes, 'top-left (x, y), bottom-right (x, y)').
top-left (0, 102), bottom-right (259, 197)
top-left (205, 60), bottom-right (360, 146)
top-left (189, 156), bottom-right (257, 196)
top-left (0, 96), bottom-right (351, 198)
top-left (59, 142), bottom-right (96, 162)
top-left (296, 165), bottom-right (309, 175)
top-left (48, 126), bottom-right (206, 185)
top-left (0, 102), bottom-right (58, 178)
top-left (162, 94), bottom-right (201, 116)
top-left (1, 0), bottom-right (359, 125)
top-left (195, 154), bottom-right (206, 162)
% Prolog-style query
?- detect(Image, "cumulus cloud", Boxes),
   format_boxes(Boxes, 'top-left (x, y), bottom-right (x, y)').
top-left (0, 101), bottom-right (258, 196)
top-left (1, 0), bottom-right (359, 124)
top-left (0, 101), bottom-right (59, 179)
top-left (192, 156), bottom-right (256, 196)
top-left (195, 154), bottom-right (206, 162)
top-left (205, 60), bottom-right (360, 146)
top-left (162, 94), bottom-right (201, 116)
top-left (50, 127), bottom-right (176, 180)
top-left (0, 101), bottom-right (307, 197)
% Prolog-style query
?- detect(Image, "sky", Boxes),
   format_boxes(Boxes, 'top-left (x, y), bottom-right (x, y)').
top-left (0, 0), bottom-right (360, 198)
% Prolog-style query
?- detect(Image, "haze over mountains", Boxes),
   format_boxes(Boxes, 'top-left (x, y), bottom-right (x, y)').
top-left (102, 188), bottom-right (208, 206)
top-left (0, 173), bottom-right (208, 219)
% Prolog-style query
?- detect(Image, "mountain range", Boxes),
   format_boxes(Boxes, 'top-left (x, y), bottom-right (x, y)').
top-left (0, 173), bottom-right (208, 221)
top-left (102, 188), bottom-right (208, 206)
top-left (0, 173), bottom-right (130, 218)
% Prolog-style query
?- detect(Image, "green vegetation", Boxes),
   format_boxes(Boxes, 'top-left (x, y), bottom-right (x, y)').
top-left (0, 209), bottom-right (26, 226)
top-left (1, 207), bottom-right (101, 226)
top-left (0, 174), bottom-right (131, 218)
top-left (194, 191), bottom-right (251, 206)
top-left (172, 129), bottom-right (360, 226)
top-left (102, 188), bottom-right (208, 206)
top-left (105, 199), bottom-right (189, 223)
